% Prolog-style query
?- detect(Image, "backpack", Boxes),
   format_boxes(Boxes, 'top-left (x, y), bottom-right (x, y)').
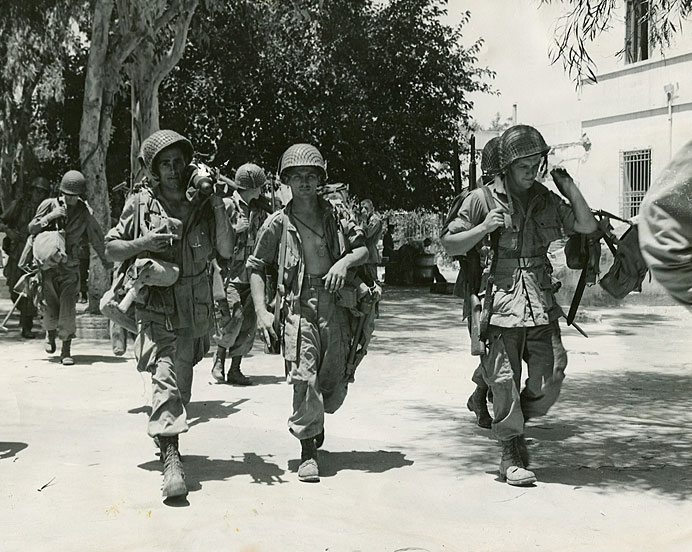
top-left (599, 224), bottom-right (649, 299)
top-left (32, 230), bottom-right (67, 270)
top-left (441, 186), bottom-right (494, 316)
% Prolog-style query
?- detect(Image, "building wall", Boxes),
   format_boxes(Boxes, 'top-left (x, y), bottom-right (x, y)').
top-left (578, 35), bottom-right (692, 217)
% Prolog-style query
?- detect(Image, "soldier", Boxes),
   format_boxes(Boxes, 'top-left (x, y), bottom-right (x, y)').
top-left (462, 136), bottom-right (502, 429)
top-left (0, 176), bottom-right (51, 338)
top-left (441, 125), bottom-right (597, 486)
top-left (248, 143), bottom-right (369, 483)
top-left (639, 138), bottom-right (692, 306)
top-left (211, 162), bottom-right (268, 386)
top-left (28, 171), bottom-right (111, 364)
top-left (105, 130), bottom-right (234, 500)
top-left (359, 198), bottom-right (384, 283)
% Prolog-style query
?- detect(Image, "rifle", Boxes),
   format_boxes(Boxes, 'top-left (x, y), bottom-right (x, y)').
top-left (465, 134), bottom-right (487, 355)
top-left (469, 134), bottom-right (477, 191)
top-left (265, 213), bottom-right (289, 354)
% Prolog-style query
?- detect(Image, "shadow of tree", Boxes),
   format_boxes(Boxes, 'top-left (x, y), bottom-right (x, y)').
top-left (0, 441), bottom-right (28, 460)
top-left (186, 399), bottom-right (248, 427)
top-left (287, 449), bottom-right (414, 478)
top-left (138, 451), bottom-right (287, 492)
top-left (375, 287), bottom-right (463, 355)
top-left (404, 369), bottom-right (692, 500)
top-left (70, 354), bottom-right (130, 365)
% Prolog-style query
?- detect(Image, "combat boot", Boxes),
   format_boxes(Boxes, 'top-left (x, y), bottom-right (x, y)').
top-left (211, 346), bottom-right (226, 383)
top-left (467, 384), bottom-right (492, 429)
top-left (20, 315), bottom-right (36, 339)
top-left (60, 340), bottom-right (74, 366)
top-left (226, 356), bottom-right (252, 386)
top-left (159, 435), bottom-right (187, 499)
top-left (516, 434), bottom-right (529, 467)
top-left (315, 429), bottom-right (325, 449)
top-left (499, 436), bottom-right (536, 486)
top-left (298, 437), bottom-right (320, 482)
top-left (44, 330), bottom-right (57, 354)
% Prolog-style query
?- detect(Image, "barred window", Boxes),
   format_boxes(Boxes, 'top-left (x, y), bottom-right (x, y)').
top-left (620, 149), bottom-right (651, 219)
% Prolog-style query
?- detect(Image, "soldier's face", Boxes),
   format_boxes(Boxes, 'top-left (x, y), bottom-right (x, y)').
top-left (156, 146), bottom-right (187, 189)
top-left (508, 154), bottom-right (541, 191)
top-left (285, 167), bottom-right (322, 199)
top-left (62, 193), bottom-right (79, 206)
top-left (31, 187), bottom-right (48, 204)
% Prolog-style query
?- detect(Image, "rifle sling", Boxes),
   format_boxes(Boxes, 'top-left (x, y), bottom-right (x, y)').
top-left (273, 213), bottom-right (289, 327)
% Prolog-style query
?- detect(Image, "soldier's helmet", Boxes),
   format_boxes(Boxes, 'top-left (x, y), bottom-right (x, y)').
top-left (480, 136), bottom-right (501, 177)
top-left (139, 130), bottom-right (193, 177)
top-left (30, 176), bottom-right (51, 192)
top-left (499, 125), bottom-right (550, 170)
top-left (59, 170), bottom-right (86, 196)
top-left (278, 143), bottom-right (326, 181)
top-left (235, 163), bottom-right (266, 190)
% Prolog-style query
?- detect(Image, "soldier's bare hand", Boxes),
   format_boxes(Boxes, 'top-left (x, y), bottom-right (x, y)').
top-left (234, 213), bottom-right (250, 234)
top-left (324, 259), bottom-right (348, 292)
top-left (50, 205), bottom-right (67, 221)
top-left (141, 231), bottom-right (177, 253)
top-left (256, 309), bottom-right (277, 344)
top-left (482, 208), bottom-right (505, 233)
top-left (550, 167), bottom-right (576, 197)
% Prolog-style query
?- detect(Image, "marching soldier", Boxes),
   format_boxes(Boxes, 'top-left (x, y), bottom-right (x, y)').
top-left (211, 162), bottom-right (269, 386)
top-left (105, 130), bottom-right (234, 500)
top-left (28, 171), bottom-right (111, 364)
top-left (0, 176), bottom-right (51, 338)
top-left (248, 143), bottom-right (369, 482)
top-left (442, 125), bottom-right (597, 486)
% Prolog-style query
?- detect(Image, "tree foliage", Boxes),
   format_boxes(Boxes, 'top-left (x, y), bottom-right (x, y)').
top-left (0, 1), bottom-right (85, 209)
top-left (161, 0), bottom-right (492, 210)
top-left (542, 0), bottom-right (692, 84)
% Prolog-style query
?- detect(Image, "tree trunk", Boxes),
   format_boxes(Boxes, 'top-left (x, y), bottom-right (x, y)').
top-left (128, 43), bottom-right (160, 179)
top-left (80, 0), bottom-right (115, 314)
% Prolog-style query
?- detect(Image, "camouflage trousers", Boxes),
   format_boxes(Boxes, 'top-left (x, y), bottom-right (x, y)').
top-left (480, 321), bottom-right (567, 441)
top-left (286, 278), bottom-right (351, 440)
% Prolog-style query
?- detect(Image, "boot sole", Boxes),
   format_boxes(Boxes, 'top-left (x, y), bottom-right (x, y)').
top-left (500, 474), bottom-right (537, 486)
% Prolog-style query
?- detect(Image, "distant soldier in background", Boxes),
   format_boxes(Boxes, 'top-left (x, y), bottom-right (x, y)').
top-left (29, 171), bottom-right (111, 365)
top-left (211, 162), bottom-right (269, 386)
top-left (359, 198), bottom-right (384, 283)
top-left (0, 176), bottom-right (51, 338)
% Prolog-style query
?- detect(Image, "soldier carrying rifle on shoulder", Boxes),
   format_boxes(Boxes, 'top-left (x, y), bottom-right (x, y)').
top-left (442, 125), bottom-right (597, 487)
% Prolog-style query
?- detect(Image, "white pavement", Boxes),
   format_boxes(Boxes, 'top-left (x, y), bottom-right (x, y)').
top-left (1, 288), bottom-right (692, 552)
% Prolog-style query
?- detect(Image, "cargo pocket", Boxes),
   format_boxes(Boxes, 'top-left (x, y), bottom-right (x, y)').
top-left (283, 312), bottom-right (301, 363)
top-left (189, 227), bottom-right (213, 264)
top-left (535, 211), bottom-right (562, 246)
top-left (191, 276), bottom-right (212, 335)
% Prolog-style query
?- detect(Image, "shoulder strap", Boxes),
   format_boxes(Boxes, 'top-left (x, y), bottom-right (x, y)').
top-left (273, 212), bottom-right (290, 327)
top-left (481, 185), bottom-right (496, 213)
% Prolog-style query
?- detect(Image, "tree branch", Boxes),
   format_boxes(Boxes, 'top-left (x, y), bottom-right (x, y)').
top-left (152, 0), bottom-right (199, 85)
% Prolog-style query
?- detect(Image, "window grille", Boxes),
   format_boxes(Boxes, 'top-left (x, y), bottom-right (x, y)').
top-left (620, 149), bottom-right (651, 219)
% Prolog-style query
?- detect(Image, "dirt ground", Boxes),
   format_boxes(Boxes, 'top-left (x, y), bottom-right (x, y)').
top-left (1, 287), bottom-right (692, 552)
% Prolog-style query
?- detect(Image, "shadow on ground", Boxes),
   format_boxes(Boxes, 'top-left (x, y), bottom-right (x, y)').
top-left (287, 449), bottom-right (414, 478)
top-left (186, 399), bottom-right (249, 427)
top-left (404, 369), bottom-right (692, 500)
top-left (0, 441), bottom-right (28, 460)
top-left (138, 451), bottom-right (287, 492)
top-left (375, 287), bottom-right (463, 355)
